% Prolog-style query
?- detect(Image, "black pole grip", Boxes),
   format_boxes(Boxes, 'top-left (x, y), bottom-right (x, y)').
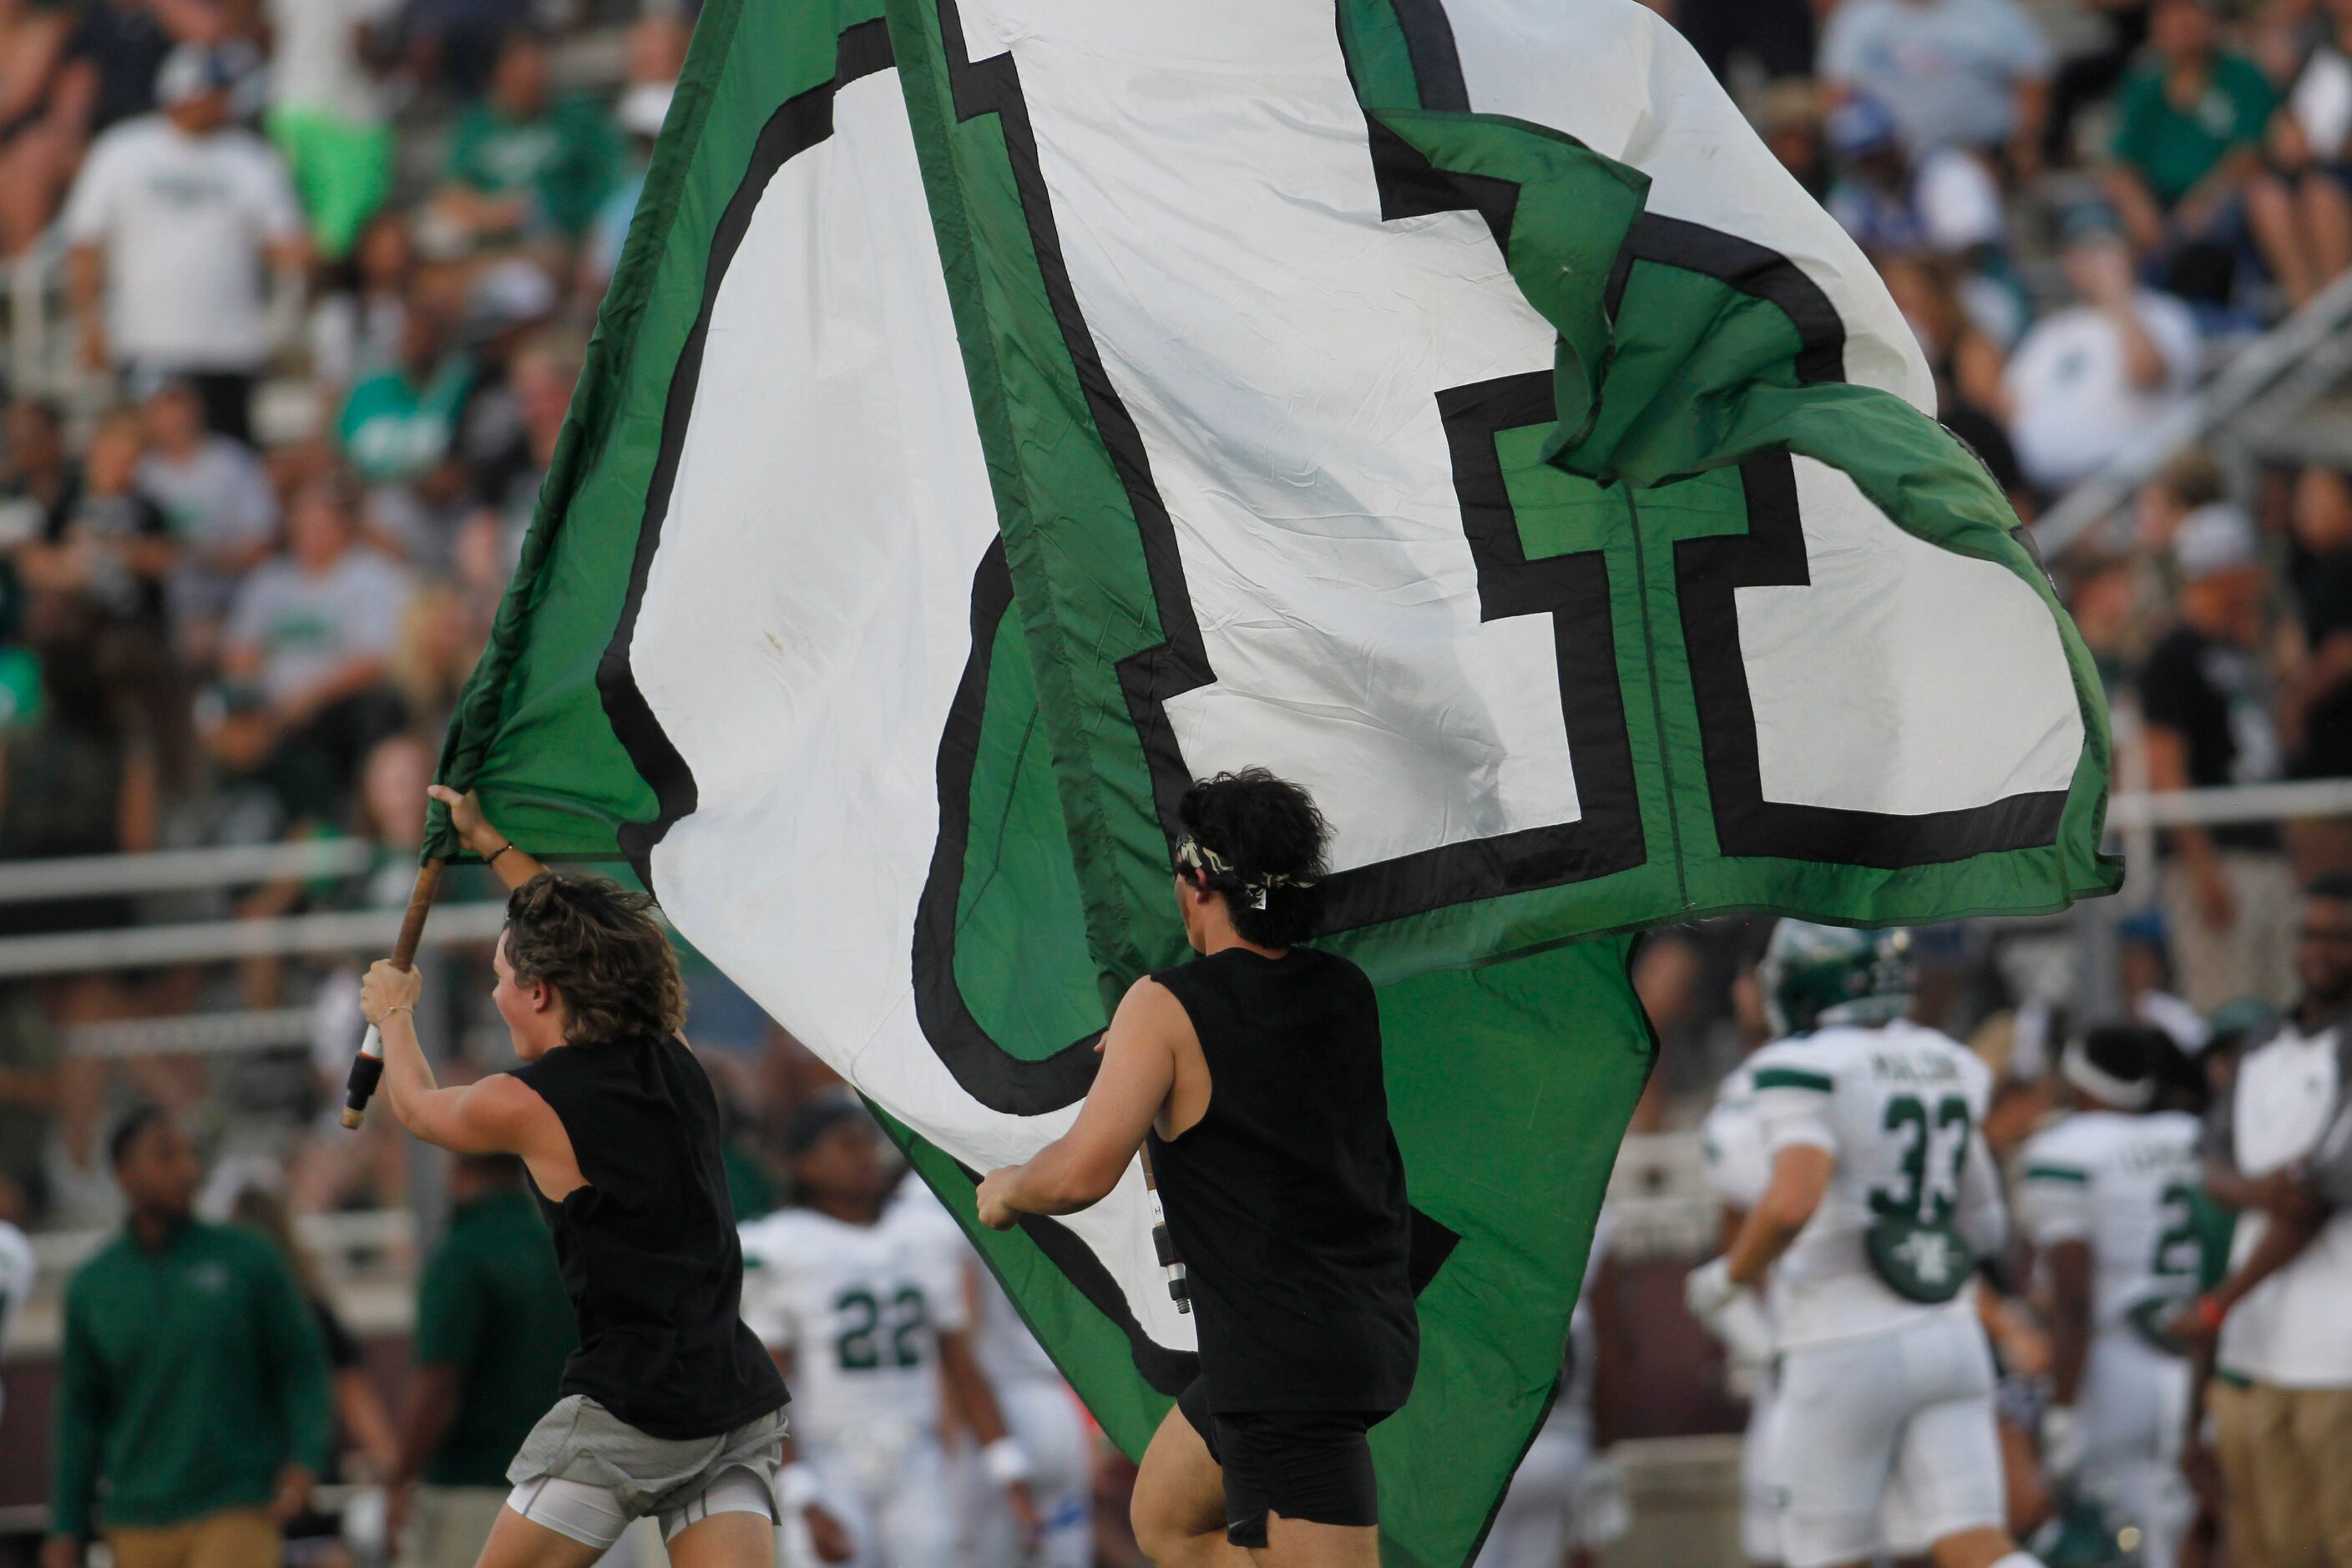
top-left (340, 1051), bottom-right (385, 1130)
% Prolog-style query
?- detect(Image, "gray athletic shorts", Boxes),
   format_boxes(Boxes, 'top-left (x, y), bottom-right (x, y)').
top-left (506, 1394), bottom-right (790, 1543)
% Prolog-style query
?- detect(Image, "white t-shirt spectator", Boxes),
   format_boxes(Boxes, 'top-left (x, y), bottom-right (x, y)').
top-left (1820, 0), bottom-right (2056, 154)
top-left (141, 437), bottom-right (280, 625)
top-left (61, 116), bottom-right (304, 371)
top-left (2218, 1023), bottom-right (2352, 1388)
top-left (2001, 291), bottom-right (2201, 493)
top-left (266, 0), bottom-right (399, 124)
top-left (225, 547), bottom-right (410, 706)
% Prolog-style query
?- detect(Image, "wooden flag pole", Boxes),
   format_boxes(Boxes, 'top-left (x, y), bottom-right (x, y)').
top-left (340, 858), bottom-right (446, 1130)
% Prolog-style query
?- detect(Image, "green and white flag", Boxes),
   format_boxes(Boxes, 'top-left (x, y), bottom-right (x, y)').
top-left (434, 0), bottom-right (2118, 1559)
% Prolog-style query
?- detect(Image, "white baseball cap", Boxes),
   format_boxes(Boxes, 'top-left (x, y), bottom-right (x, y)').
top-left (2172, 502), bottom-right (2260, 581)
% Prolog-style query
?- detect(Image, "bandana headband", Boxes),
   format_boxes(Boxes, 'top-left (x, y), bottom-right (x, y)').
top-left (1174, 833), bottom-right (1317, 910)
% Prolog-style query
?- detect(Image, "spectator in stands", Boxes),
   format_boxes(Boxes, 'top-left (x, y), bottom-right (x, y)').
top-left (215, 471), bottom-right (410, 823)
top-left (139, 377), bottom-right (278, 666)
top-left (2003, 206), bottom-right (2202, 494)
top-left (1818, 0), bottom-right (2054, 164)
top-left (0, 0), bottom-right (79, 260)
top-left (1875, 251), bottom-right (2024, 494)
top-left (265, 0), bottom-right (402, 264)
top-left (312, 212), bottom-right (416, 399)
top-left (1828, 98), bottom-right (2011, 265)
top-left (2139, 503), bottom-right (2298, 1010)
top-left (2137, 446), bottom-right (2227, 556)
top-left (2105, 0), bottom-right (2299, 309)
top-left (0, 398), bottom-right (82, 568)
top-left (2284, 463), bottom-right (2352, 873)
top-left (429, 28), bottom-right (621, 251)
top-left (18, 411), bottom-right (175, 637)
top-left (2191, 878), bottom-right (2352, 1568)
top-left (458, 326), bottom-right (579, 578)
top-left (45, 1105), bottom-right (331, 1568)
top-left (582, 12), bottom-right (691, 297)
top-left (2048, 0), bottom-right (2154, 166)
top-left (387, 1151), bottom-right (576, 1568)
top-left (60, 0), bottom-right (216, 140)
top-left (2269, 0), bottom-right (2352, 310)
top-left (63, 43), bottom-right (309, 443)
top-left (1754, 78), bottom-right (1828, 200)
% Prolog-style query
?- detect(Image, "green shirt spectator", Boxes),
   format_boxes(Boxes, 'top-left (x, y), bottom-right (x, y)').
top-left (439, 30), bottom-right (620, 242)
top-left (52, 1216), bottom-right (332, 1535)
top-left (337, 354), bottom-right (475, 487)
top-left (411, 1166), bottom-right (576, 1487)
top-left (2111, 51), bottom-right (2277, 209)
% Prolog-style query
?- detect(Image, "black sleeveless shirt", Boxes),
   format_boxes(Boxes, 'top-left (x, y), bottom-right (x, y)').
top-left (1146, 946), bottom-right (1418, 1415)
top-left (510, 1034), bottom-right (787, 1439)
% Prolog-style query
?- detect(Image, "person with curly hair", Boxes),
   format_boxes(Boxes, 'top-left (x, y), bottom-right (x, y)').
top-left (357, 786), bottom-right (801, 1568)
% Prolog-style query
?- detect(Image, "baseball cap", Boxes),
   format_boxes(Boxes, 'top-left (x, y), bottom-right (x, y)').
top-left (154, 43), bottom-right (238, 109)
top-left (2172, 502), bottom-right (2260, 580)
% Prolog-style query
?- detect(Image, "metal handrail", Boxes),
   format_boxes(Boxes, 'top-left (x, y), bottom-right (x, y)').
top-left (2032, 266), bottom-right (2352, 559)
top-left (0, 900), bottom-right (508, 977)
top-left (0, 839), bottom-right (377, 903)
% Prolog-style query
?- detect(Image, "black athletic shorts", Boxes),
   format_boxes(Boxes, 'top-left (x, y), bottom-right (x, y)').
top-left (1176, 1378), bottom-right (1381, 1549)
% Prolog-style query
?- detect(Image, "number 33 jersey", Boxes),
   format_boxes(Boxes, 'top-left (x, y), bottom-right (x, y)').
top-left (737, 1200), bottom-right (970, 1447)
top-left (1749, 1020), bottom-right (2002, 1350)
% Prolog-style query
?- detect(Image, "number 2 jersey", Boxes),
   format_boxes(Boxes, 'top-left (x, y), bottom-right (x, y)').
top-left (2014, 1109), bottom-right (2203, 1332)
top-left (736, 1196), bottom-right (970, 1448)
top-left (1748, 1019), bottom-right (2006, 1351)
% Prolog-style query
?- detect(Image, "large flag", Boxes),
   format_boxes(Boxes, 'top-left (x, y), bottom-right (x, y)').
top-left (433, 0), bottom-right (2119, 1560)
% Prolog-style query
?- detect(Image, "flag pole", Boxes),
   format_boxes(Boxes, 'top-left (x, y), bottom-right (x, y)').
top-left (340, 858), bottom-right (446, 1130)
top-left (1140, 1143), bottom-right (1190, 1314)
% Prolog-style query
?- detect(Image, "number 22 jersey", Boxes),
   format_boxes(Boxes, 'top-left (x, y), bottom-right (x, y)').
top-left (737, 1197), bottom-right (969, 1447)
top-left (1749, 1019), bottom-right (2002, 1351)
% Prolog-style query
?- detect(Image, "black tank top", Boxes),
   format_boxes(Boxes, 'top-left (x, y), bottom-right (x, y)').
top-left (510, 1034), bottom-right (787, 1439)
top-left (1146, 946), bottom-right (1419, 1414)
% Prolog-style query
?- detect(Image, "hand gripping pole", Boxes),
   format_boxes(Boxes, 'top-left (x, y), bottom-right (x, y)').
top-left (341, 859), bottom-right (445, 1130)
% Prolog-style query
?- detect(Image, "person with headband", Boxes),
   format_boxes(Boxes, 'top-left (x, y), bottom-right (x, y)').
top-left (2013, 1025), bottom-right (2202, 1568)
top-left (975, 767), bottom-right (1417, 1568)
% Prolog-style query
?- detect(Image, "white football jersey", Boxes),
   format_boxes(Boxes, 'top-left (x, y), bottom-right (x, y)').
top-left (738, 1198), bottom-right (970, 1447)
top-left (1702, 1061), bottom-right (1773, 1213)
top-left (888, 1178), bottom-right (1062, 1387)
top-left (2016, 1110), bottom-right (2203, 1331)
top-left (1751, 1019), bottom-right (1999, 1350)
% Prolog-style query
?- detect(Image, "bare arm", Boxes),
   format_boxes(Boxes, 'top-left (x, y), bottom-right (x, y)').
top-left (427, 785), bottom-right (546, 889)
top-left (974, 978), bottom-right (1186, 1227)
top-left (2045, 1239), bottom-right (2094, 1406)
top-left (1726, 1144), bottom-right (1834, 1288)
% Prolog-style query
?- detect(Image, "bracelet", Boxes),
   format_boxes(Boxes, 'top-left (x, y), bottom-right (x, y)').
top-left (485, 842), bottom-right (515, 864)
top-left (981, 1435), bottom-right (1034, 1486)
top-left (378, 1004), bottom-right (414, 1021)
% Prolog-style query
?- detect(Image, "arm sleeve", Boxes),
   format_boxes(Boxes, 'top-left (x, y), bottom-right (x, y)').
top-left (1753, 1058), bottom-right (1838, 1154)
top-left (254, 1247), bottom-right (334, 1472)
top-left (2014, 1158), bottom-right (2093, 1245)
top-left (49, 1283), bottom-right (107, 1539)
top-left (1956, 1131), bottom-right (2011, 1257)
